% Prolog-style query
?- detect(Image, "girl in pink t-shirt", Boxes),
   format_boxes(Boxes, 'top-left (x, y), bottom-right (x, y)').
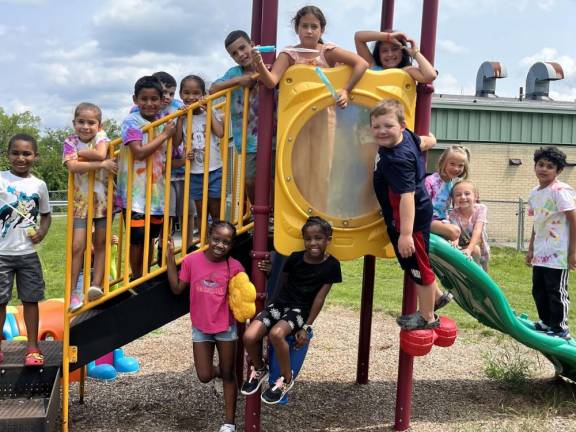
top-left (449, 180), bottom-right (490, 271)
top-left (166, 220), bottom-right (244, 432)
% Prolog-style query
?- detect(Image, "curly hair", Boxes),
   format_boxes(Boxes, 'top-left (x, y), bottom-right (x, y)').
top-left (301, 216), bottom-right (333, 238)
top-left (533, 146), bottom-right (567, 171)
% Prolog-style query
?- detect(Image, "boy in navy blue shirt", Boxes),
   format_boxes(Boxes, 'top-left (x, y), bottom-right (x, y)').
top-left (371, 99), bottom-right (441, 330)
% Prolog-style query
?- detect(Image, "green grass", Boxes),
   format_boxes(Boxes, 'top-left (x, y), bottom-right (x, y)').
top-left (35, 216), bottom-right (67, 301)
top-left (33, 218), bottom-right (576, 334)
top-left (327, 245), bottom-right (576, 331)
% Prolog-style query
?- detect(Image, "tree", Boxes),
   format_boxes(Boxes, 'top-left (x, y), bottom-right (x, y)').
top-left (35, 127), bottom-right (72, 191)
top-left (0, 108), bottom-right (41, 172)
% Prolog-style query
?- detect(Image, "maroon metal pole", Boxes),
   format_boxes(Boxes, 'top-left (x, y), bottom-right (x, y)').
top-left (244, 1), bottom-right (278, 431)
top-left (250, 0), bottom-right (263, 45)
top-left (394, 1), bottom-right (439, 431)
top-left (356, 255), bottom-right (375, 384)
top-left (356, 0), bottom-right (396, 386)
top-left (381, 0), bottom-right (395, 30)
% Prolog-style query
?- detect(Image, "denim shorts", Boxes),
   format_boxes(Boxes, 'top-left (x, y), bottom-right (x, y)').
top-left (192, 323), bottom-right (237, 343)
top-left (190, 168), bottom-right (222, 201)
top-left (0, 252), bottom-right (45, 303)
top-left (73, 217), bottom-right (108, 230)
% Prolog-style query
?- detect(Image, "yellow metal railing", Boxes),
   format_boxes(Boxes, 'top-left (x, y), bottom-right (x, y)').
top-left (61, 85), bottom-right (255, 431)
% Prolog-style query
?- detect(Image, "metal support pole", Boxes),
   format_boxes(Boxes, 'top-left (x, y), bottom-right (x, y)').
top-left (394, 1), bottom-right (439, 431)
top-left (355, 0), bottom-right (396, 389)
top-left (356, 255), bottom-right (376, 384)
top-left (244, 1), bottom-right (278, 431)
top-left (517, 198), bottom-right (525, 251)
top-left (251, 0), bottom-right (263, 45)
top-left (381, 0), bottom-right (395, 30)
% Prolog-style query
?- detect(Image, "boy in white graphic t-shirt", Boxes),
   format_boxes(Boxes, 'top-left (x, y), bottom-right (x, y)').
top-left (526, 146), bottom-right (576, 339)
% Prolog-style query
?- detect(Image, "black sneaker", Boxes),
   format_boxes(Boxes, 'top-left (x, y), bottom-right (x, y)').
top-left (533, 320), bottom-right (550, 332)
top-left (396, 312), bottom-right (440, 330)
top-left (261, 374), bottom-right (294, 405)
top-left (546, 329), bottom-right (571, 340)
top-left (434, 292), bottom-right (453, 311)
top-left (240, 365), bottom-right (269, 396)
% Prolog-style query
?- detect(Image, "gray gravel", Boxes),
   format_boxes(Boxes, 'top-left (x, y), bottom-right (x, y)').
top-left (68, 307), bottom-right (576, 432)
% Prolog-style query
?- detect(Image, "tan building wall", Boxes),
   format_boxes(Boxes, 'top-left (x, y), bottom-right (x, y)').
top-left (464, 143), bottom-right (576, 244)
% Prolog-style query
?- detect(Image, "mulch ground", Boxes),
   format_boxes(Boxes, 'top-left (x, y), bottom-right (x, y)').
top-left (68, 307), bottom-right (576, 432)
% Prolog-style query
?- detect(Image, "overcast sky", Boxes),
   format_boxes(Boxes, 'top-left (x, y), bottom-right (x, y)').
top-left (1, 0), bottom-right (574, 130)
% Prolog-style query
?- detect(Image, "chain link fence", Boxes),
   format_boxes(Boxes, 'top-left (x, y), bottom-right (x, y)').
top-left (483, 198), bottom-right (528, 251)
top-left (50, 189), bottom-right (531, 250)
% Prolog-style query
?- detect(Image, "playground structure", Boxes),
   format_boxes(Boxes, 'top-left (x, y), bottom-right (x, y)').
top-left (1, 1), bottom-right (574, 431)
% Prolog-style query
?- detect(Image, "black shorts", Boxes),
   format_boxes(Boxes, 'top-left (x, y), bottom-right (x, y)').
top-left (387, 227), bottom-right (436, 286)
top-left (255, 303), bottom-right (306, 334)
top-left (122, 210), bottom-right (163, 245)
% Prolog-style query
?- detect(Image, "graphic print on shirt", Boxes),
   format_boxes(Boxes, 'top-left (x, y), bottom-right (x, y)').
top-left (193, 270), bottom-right (227, 296)
top-left (0, 186), bottom-right (39, 238)
top-left (191, 123), bottom-right (207, 166)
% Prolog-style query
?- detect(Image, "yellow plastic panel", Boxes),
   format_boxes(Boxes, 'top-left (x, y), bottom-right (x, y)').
top-left (274, 65), bottom-right (416, 260)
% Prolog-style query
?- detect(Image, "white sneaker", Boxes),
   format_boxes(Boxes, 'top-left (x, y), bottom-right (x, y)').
top-left (218, 424), bottom-right (236, 432)
top-left (87, 286), bottom-right (104, 301)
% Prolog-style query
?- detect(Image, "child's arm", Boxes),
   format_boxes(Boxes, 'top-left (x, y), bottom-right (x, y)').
top-left (419, 132), bottom-right (436, 152)
top-left (403, 37), bottom-right (438, 84)
top-left (166, 238), bottom-right (188, 295)
top-left (77, 139), bottom-right (108, 161)
top-left (354, 30), bottom-right (407, 64)
top-left (295, 282), bottom-right (333, 348)
top-left (173, 116), bottom-right (184, 149)
top-left (566, 209), bottom-right (576, 270)
top-left (462, 221), bottom-right (485, 258)
top-left (65, 159), bottom-right (118, 175)
top-left (210, 110), bottom-right (224, 139)
top-left (251, 50), bottom-right (292, 89)
top-left (209, 74), bottom-right (258, 93)
top-left (525, 227), bottom-right (535, 266)
top-left (324, 47), bottom-right (369, 108)
top-left (398, 192), bottom-right (416, 257)
top-left (29, 212), bottom-right (51, 244)
top-left (128, 121), bottom-right (176, 161)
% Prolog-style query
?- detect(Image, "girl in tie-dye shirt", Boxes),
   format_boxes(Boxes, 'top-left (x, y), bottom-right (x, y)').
top-left (424, 145), bottom-right (470, 242)
top-left (63, 102), bottom-right (118, 311)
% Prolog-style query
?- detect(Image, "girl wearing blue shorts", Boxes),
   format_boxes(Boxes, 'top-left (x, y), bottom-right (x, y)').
top-left (175, 75), bottom-right (224, 245)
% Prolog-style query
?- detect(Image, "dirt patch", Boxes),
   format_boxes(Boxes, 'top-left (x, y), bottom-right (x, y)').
top-left (69, 306), bottom-right (576, 431)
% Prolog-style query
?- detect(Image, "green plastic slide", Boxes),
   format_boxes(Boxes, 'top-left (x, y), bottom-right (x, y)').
top-left (429, 234), bottom-right (576, 382)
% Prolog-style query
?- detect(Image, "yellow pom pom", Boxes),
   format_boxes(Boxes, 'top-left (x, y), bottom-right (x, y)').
top-left (27, 227), bottom-right (37, 237)
top-left (228, 272), bottom-right (256, 322)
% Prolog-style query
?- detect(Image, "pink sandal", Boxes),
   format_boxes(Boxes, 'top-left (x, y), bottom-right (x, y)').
top-left (24, 349), bottom-right (44, 367)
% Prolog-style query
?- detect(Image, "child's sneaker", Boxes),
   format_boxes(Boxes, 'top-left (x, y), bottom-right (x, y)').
top-left (434, 292), bottom-right (453, 311)
top-left (534, 320), bottom-right (550, 332)
top-left (261, 373), bottom-right (294, 405)
top-left (396, 312), bottom-right (440, 330)
top-left (69, 291), bottom-right (84, 312)
top-left (87, 286), bottom-right (104, 301)
top-left (218, 424), bottom-right (236, 432)
top-left (546, 329), bottom-right (571, 339)
top-left (240, 365), bottom-right (269, 395)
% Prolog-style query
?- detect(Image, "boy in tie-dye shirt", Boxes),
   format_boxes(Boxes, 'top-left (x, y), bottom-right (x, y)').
top-left (527, 146), bottom-right (576, 339)
top-left (116, 76), bottom-right (175, 278)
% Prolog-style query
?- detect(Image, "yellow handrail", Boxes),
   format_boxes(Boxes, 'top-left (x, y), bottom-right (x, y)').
top-left (62, 82), bottom-right (259, 430)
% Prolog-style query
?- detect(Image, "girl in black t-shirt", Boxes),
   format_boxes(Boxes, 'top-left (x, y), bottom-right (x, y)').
top-left (240, 216), bottom-right (342, 405)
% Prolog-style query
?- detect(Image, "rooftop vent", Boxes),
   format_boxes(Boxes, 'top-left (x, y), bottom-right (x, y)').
top-left (525, 62), bottom-right (564, 101)
top-left (475, 61), bottom-right (507, 97)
